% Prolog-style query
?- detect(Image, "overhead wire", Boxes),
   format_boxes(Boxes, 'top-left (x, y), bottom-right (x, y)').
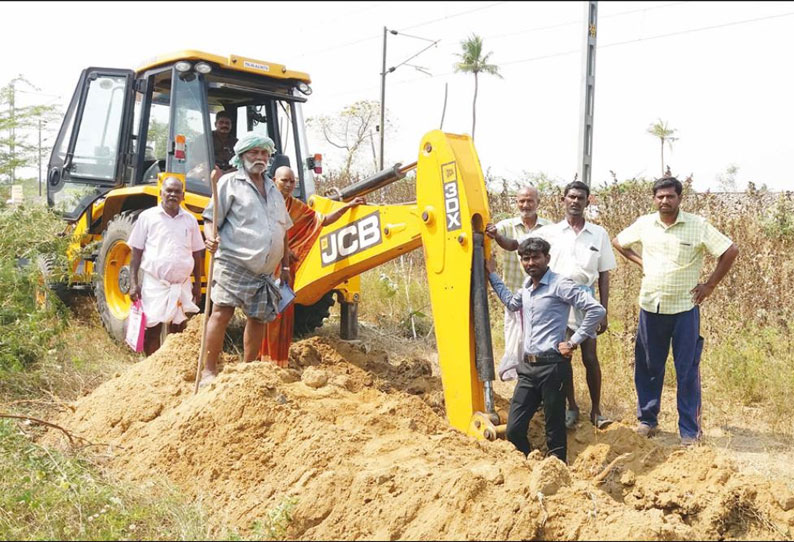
top-left (295, 1), bottom-right (508, 59)
top-left (385, 8), bottom-right (794, 89)
top-left (312, 4), bottom-right (794, 101)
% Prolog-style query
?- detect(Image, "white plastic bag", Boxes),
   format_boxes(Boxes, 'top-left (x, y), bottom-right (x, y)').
top-left (497, 310), bottom-right (523, 381)
top-left (125, 300), bottom-right (146, 352)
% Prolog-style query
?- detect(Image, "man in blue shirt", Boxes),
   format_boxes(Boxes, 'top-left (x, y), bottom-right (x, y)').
top-left (487, 237), bottom-right (605, 462)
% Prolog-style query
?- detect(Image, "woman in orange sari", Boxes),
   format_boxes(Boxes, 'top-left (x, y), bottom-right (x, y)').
top-left (261, 166), bottom-right (365, 366)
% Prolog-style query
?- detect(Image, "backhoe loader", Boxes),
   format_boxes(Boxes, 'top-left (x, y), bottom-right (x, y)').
top-left (47, 50), bottom-right (506, 441)
top-left (292, 129), bottom-right (505, 440)
top-left (46, 50), bottom-right (338, 342)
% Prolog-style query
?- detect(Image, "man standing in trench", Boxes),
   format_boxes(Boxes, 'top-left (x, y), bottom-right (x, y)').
top-left (200, 134), bottom-right (292, 386)
top-left (486, 237), bottom-right (605, 462)
top-left (485, 185), bottom-right (551, 380)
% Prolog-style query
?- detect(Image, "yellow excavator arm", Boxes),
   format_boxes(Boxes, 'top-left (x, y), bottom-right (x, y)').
top-left (293, 130), bottom-right (504, 441)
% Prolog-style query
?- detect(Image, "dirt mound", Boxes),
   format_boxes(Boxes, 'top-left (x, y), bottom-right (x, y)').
top-left (49, 318), bottom-right (794, 540)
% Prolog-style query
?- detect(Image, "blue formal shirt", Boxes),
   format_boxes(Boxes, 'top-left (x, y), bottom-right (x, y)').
top-left (489, 269), bottom-right (606, 356)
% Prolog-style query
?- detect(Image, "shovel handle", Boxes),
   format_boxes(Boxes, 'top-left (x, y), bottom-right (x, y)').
top-left (194, 171), bottom-right (220, 394)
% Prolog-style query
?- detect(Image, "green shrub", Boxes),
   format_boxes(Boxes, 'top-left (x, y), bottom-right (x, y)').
top-left (0, 204), bottom-right (71, 372)
top-left (0, 420), bottom-right (208, 541)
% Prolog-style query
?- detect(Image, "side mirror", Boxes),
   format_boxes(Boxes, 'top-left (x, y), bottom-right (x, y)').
top-left (48, 168), bottom-right (61, 187)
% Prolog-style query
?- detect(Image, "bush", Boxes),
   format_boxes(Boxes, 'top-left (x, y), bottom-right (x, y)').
top-left (0, 204), bottom-right (70, 372)
top-left (0, 420), bottom-right (207, 540)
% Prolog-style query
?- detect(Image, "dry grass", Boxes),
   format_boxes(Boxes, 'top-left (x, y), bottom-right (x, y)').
top-left (330, 174), bottom-right (794, 436)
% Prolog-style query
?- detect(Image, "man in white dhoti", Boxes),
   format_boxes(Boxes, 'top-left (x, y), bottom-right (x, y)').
top-left (128, 176), bottom-right (205, 355)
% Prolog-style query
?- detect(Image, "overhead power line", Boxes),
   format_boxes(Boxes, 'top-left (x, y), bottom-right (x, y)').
top-left (396, 1), bottom-right (509, 32)
top-left (480, 1), bottom-right (688, 43)
top-left (496, 9), bottom-right (794, 69)
top-left (296, 1), bottom-right (508, 59)
top-left (599, 9), bottom-right (794, 51)
top-left (382, 1), bottom-right (691, 63)
top-left (322, 8), bottom-right (794, 100)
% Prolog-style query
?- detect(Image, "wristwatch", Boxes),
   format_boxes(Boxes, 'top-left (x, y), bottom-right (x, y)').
top-left (566, 340), bottom-right (577, 351)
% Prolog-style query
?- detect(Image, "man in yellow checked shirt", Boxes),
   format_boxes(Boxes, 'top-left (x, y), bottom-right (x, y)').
top-left (260, 166), bottom-right (365, 366)
top-left (612, 176), bottom-right (738, 446)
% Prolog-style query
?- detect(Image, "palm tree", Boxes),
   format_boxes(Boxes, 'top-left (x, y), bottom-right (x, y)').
top-left (454, 34), bottom-right (502, 140)
top-left (647, 119), bottom-right (679, 176)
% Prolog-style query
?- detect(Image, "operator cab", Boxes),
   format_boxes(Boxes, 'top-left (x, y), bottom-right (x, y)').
top-left (47, 52), bottom-right (318, 221)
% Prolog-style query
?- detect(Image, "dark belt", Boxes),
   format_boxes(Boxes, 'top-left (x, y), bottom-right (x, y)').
top-left (523, 352), bottom-right (566, 365)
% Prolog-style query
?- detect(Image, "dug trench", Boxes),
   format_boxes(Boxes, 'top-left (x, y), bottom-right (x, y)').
top-left (45, 317), bottom-right (794, 540)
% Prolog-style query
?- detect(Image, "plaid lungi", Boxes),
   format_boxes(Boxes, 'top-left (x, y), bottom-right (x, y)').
top-left (211, 258), bottom-right (281, 322)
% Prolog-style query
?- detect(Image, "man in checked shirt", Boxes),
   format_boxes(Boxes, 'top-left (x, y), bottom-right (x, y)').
top-left (613, 176), bottom-right (738, 446)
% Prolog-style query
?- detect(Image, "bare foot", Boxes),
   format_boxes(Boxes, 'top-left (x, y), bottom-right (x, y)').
top-left (198, 369), bottom-right (217, 389)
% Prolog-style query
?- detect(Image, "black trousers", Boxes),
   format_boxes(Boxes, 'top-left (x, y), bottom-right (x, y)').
top-left (506, 358), bottom-right (571, 462)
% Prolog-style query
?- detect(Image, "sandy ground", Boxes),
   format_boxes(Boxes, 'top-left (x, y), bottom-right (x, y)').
top-left (45, 317), bottom-right (794, 540)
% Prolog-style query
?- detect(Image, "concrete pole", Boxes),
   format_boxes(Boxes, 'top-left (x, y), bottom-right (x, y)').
top-left (9, 79), bottom-right (15, 184)
top-left (38, 119), bottom-right (42, 197)
top-left (577, 1), bottom-right (598, 187)
top-left (379, 26), bottom-right (387, 171)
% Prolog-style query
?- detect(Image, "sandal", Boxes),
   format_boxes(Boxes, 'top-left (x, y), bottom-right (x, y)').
top-left (593, 414), bottom-right (613, 430)
top-left (565, 408), bottom-right (579, 429)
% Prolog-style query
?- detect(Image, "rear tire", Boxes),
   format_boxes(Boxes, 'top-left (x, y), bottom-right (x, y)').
top-left (94, 212), bottom-right (138, 342)
top-left (292, 291), bottom-right (335, 338)
top-left (35, 255), bottom-right (70, 308)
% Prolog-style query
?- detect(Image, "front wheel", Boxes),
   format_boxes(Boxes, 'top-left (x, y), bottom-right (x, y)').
top-left (94, 213), bottom-right (138, 342)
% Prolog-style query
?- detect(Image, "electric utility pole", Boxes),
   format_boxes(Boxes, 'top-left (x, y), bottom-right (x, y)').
top-left (379, 27), bottom-right (438, 170)
top-left (9, 79), bottom-right (16, 184)
top-left (577, 0), bottom-right (597, 187)
top-left (379, 26), bottom-right (389, 171)
top-left (38, 119), bottom-right (42, 197)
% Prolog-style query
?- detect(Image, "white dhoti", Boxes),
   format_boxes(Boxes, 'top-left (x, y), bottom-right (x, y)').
top-left (140, 272), bottom-right (200, 328)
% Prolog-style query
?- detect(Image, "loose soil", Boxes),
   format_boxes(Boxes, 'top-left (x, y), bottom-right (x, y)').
top-left (47, 317), bottom-right (794, 540)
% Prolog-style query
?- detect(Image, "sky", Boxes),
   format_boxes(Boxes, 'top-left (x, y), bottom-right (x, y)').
top-left (2, 1), bottom-right (793, 192)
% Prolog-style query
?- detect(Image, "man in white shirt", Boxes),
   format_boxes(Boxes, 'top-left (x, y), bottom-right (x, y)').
top-left (129, 176), bottom-right (205, 355)
top-left (536, 181), bottom-right (616, 430)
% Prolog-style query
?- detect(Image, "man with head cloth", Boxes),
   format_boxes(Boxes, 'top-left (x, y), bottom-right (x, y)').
top-left (485, 186), bottom-right (551, 380)
top-left (200, 133), bottom-right (292, 385)
top-left (128, 176), bottom-right (204, 354)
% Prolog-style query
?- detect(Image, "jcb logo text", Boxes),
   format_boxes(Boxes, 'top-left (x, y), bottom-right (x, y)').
top-left (319, 211), bottom-right (382, 266)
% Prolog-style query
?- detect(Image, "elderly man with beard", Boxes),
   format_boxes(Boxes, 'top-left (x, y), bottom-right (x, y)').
top-left (200, 133), bottom-right (292, 386)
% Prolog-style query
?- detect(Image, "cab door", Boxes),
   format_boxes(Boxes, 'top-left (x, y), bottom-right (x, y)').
top-left (47, 68), bottom-right (135, 217)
